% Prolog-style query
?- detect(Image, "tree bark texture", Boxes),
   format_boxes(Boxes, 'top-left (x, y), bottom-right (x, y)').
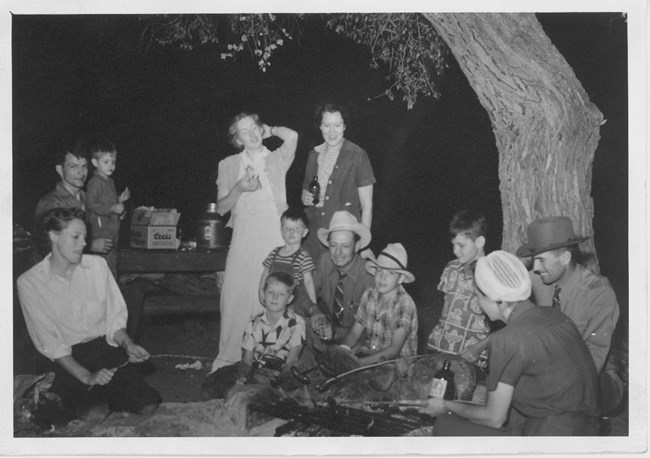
top-left (423, 13), bottom-right (603, 270)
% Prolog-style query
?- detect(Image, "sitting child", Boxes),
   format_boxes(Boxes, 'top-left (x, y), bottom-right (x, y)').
top-left (340, 243), bottom-right (418, 386)
top-left (427, 210), bottom-right (491, 368)
top-left (201, 272), bottom-right (306, 399)
top-left (259, 207), bottom-right (317, 317)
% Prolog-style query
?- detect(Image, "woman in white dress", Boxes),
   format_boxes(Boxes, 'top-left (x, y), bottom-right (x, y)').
top-left (208, 113), bottom-right (298, 373)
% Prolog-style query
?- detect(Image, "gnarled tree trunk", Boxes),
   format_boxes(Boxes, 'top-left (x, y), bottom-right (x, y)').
top-left (423, 13), bottom-right (603, 271)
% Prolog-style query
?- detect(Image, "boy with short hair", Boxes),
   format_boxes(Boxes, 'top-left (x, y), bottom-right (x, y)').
top-left (86, 140), bottom-right (130, 279)
top-left (201, 272), bottom-right (306, 399)
top-left (341, 243), bottom-right (418, 366)
top-left (427, 210), bottom-right (491, 367)
top-left (243, 271), bottom-right (306, 372)
top-left (259, 207), bottom-right (317, 317)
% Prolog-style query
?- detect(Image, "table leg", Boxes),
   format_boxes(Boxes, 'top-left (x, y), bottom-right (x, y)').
top-left (121, 278), bottom-right (163, 340)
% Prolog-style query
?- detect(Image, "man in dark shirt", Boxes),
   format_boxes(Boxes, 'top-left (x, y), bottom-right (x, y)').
top-left (309, 211), bottom-right (374, 344)
top-left (34, 147), bottom-right (113, 255)
top-left (421, 251), bottom-right (599, 436)
top-left (517, 216), bottom-right (624, 431)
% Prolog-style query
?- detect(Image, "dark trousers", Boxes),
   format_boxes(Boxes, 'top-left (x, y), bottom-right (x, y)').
top-left (599, 368), bottom-right (625, 416)
top-left (50, 337), bottom-right (161, 415)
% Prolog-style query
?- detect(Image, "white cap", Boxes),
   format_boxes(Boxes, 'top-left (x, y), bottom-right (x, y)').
top-left (475, 251), bottom-right (531, 302)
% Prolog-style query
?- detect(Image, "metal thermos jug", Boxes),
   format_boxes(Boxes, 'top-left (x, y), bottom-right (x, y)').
top-left (197, 203), bottom-right (227, 250)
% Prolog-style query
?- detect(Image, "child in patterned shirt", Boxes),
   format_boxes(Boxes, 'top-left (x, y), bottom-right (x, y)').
top-left (426, 210), bottom-right (491, 368)
top-left (341, 243), bottom-right (418, 366)
top-left (201, 271), bottom-right (305, 399)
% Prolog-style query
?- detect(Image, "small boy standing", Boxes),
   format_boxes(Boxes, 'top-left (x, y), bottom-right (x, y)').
top-left (342, 243), bottom-right (418, 366)
top-left (86, 140), bottom-right (130, 279)
top-left (258, 207), bottom-right (317, 317)
top-left (426, 210), bottom-right (491, 367)
top-left (201, 272), bottom-right (306, 399)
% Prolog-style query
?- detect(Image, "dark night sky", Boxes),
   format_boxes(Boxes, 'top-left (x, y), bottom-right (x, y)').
top-left (11, 12), bottom-right (629, 317)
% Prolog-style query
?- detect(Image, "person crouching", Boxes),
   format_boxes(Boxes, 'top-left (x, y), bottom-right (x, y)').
top-left (17, 208), bottom-right (161, 426)
top-left (419, 250), bottom-right (599, 436)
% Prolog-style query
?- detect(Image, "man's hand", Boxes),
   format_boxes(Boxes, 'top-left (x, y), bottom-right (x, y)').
top-left (89, 237), bottom-right (113, 254)
top-left (310, 311), bottom-right (333, 341)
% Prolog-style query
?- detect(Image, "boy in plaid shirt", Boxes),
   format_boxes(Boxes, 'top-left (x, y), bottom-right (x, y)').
top-left (341, 243), bottom-right (418, 366)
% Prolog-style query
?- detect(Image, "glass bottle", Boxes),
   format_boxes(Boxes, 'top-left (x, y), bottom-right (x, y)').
top-left (429, 360), bottom-right (455, 400)
top-left (308, 175), bottom-right (320, 205)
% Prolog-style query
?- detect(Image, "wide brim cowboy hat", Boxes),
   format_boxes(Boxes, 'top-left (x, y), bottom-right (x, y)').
top-left (365, 243), bottom-right (415, 283)
top-left (516, 216), bottom-right (590, 258)
top-left (317, 210), bottom-right (371, 249)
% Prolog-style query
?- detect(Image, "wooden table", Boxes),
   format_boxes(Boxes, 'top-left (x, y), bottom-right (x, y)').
top-left (119, 248), bottom-right (228, 338)
top-left (119, 248), bottom-right (228, 273)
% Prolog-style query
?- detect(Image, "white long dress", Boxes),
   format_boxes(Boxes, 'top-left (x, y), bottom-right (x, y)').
top-left (210, 150), bottom-right (284, 372)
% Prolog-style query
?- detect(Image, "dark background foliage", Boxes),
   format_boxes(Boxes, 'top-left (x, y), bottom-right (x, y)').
top-left (12, 13), bottom-right (628, 332)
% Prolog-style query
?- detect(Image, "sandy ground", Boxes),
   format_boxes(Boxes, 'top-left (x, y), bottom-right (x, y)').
top-left (17, 309), bottom-right (628, 438)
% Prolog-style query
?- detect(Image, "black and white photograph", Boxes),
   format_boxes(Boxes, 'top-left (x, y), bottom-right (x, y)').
top-left (3, 0), bottom-right (646, 455)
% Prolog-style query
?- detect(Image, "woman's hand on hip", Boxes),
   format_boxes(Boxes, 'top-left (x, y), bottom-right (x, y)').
top-left (301, 189), bottom-right (314, 206)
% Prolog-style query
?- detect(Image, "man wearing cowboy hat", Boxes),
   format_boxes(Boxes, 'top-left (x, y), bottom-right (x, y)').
top-left (309, 211), bottom-right (374, 344)
top-left (517, 216), bottom-right (623, 431)
top-left (516, 216), bottom-right (620, 373)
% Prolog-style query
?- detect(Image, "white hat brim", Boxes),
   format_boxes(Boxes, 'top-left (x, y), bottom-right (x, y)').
top-left (317, 223), bottom-right (372, 249)
top-left (365, 259), bottom-right (415, 283)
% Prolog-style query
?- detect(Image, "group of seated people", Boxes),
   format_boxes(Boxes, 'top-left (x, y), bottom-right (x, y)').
top-left (17, 188), bottom-right (622, 436)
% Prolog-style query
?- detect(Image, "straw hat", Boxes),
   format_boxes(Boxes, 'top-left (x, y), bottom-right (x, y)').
top-left (475, 251), bottom-right (531, 302)
top-left (516, 216), bottom-right (589, 257)
top-left (317, 211), bottom-right (371, 248)
top-left (365, 243), bottom-right (415, 283)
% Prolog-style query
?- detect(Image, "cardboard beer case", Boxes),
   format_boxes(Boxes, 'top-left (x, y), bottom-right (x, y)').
top-left (130, 207), bottom-right (181, 249)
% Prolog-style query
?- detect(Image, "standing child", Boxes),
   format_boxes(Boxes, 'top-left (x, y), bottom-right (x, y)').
top-left (258, 207), bottom-right (317, 318)
top-left (426, 210), bottom-right (491, 368)
top-left (201, 272), bottom-right (306, 399)
top-left (339, 243), bottom-right (418, 392)
top-left (86, 140), bottom-right (130, 279)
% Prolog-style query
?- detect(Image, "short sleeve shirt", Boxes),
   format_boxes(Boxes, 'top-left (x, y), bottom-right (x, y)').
top-left (302, 139), bottom-right (375, 225)
top-left (354, 285), bottom-right (418, 361)
top-left (487, 301), bottom-right (599, 419)
top-left (263, 247), bottom-right (316, 283)
top-left (242, 309), bottom-right (306, 363)
top-left (427, 259), bottom-right (490, 355)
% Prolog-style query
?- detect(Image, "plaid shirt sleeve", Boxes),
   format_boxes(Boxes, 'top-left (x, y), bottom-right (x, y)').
top-left (393, 291), bottom-right (416, 330)
top-left (354, 287), bottom-right (374, 326)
